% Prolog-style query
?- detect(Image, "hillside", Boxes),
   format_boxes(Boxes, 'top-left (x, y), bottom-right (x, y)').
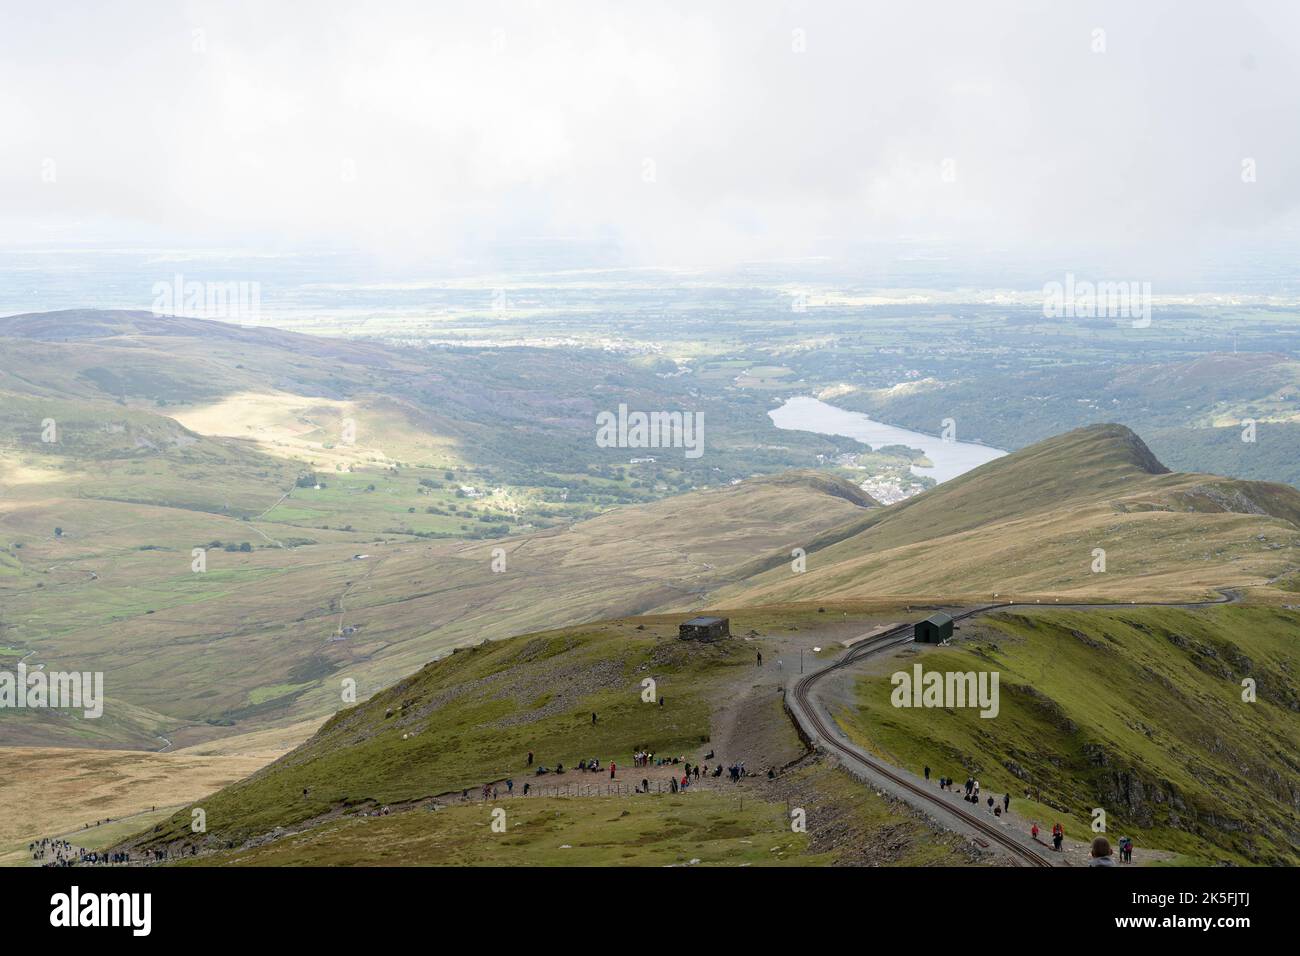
top-left (0, 466), bottom-right (873, 751)
top-left (835, 603), bottom-right (1300, 865)
top-left (119, 594), bottom-right (1300, 866)
top-left (7, 309), bottom-right (1299, 867)
top-left (119, 606), bottom-right (982, 866)
top-left (833, 348), bottom-right (1300, 487)
top-left (0, 309), bottom-right (878, 752)
top-left (711, 424), bottom-right (1300, 606)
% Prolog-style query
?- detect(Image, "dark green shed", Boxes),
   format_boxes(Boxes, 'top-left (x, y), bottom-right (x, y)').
top-left (914, 612), bottom-right (953, 644)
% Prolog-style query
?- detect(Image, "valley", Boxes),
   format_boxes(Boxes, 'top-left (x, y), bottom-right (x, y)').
top-left (2, 308), bottom-right (1298, 869)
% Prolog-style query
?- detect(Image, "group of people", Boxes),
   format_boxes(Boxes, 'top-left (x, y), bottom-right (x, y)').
top-left (1087, 834), bottom-right (1136, 863)
top-left (1031, 822), bottom-right (1068, 851)
top-left (930, 766), bottom-right (1139, 864)
top-left (929, 771), bottom-right (1013, 817)
top-left (507, 746), bottom-right (755, 797)
top-left (29, 837), bottom-right (77, 865)
top-left (1085, 836), bottom-right (1134, 866)
top-left (29, 837), bottom-right (138, 868)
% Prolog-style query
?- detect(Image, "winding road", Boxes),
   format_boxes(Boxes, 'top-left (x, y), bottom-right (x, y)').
top-left (785, 590), bottom-right (1241, 866)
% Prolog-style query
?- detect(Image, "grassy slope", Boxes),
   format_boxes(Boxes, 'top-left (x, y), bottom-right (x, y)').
top-left (187, 794), bottom-right (816, 867)
top-left (129, 610), bottom-right (979, 868)
top-left (185, 759), bottom-right (980, 867)
top-left (714, 424), bottom-right (1300, 605)
top-left (837, 604), bottom-right (1300, 865)
top-left (1, 310), bottom-right (876, 751)
top-left (0, 466), bottom-right (872, 751)
top-left (0, 746), bottom-right (268, 866)
top-left (132, 619), bottom-right (750, 849)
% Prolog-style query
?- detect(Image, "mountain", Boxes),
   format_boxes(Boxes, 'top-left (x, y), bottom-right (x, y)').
top-left (839, 602), bottom-right (1300, 865)
top-left (710, 424), bottom-right (1300, 606)
top-left (111, 425), bottom-right (1300, 865)
top-left (0, 460), bottom-right (875, 751)
top-left (6, 309), bottom-right (1298, 865)
top-left (0, 310), bottom-right (870, 751)
top-left (121, 608), bottom-right (976, 866)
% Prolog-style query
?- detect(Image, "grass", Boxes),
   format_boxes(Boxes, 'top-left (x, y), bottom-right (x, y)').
top-left (1, 424), bottom-right (871, 752)
top-left (717, 424), bottom-right (1300, 606)
top-left (836, 604), bottom-right (1300, 865)
top-left (119, 603), bottom-right (993, 867)
top-left (132, 621), bottom-right (752, 850)
top-left (0, 747), bottom-right (269, 867)
top-left (184, 793), bottom-right (815, 867)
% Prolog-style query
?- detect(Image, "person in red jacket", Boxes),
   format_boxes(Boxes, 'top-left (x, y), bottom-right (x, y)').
top-left (1031, 823), bottom-right (1040, 842)
top-left (609, 761), bottom-right (616, 779)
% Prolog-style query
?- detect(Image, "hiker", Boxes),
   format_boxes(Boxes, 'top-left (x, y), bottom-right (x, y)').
top-left (1031, 823), bottom-right (1040, 842)
top-left (757, 651), bottom-right (762, 666)
top-left (924, 765), bottom-right (930, 781)
top-left (1088, 837), bottom-right (1115, 867)
top-left (987, 795), bottom-right (995, 811)
top-left (592, 712), bottom-right (597, 725)
top-left (610, 762), bottom-right (616, 779)
top-left (1052, 823), bottom-right (1064, 852)
top-left (527, 750), bottom-right (533, 766)
top-left (1119, 836), bottom-right (1133, 863)
top-left (658, 696), bottom-right (664, 707)
top-left (506, 779), bottom-right (513, 793)
top-left (670, 776), bottom-right (679, 793)
top-left (642, 777), bottom-right (649, 793)
top-left (523, 782), bottom-right (530, 795)
top-left (1003, 793), bottom-right (1010, 813)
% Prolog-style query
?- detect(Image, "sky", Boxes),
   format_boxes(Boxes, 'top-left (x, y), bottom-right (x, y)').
top-left (3, 0), bottom-right (1300, 280)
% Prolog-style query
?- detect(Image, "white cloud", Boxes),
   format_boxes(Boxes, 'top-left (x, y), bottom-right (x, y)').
top-left (2, 0), bottom-right (1298, 272)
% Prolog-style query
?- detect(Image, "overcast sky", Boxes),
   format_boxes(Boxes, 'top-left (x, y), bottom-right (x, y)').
top-left (3, 0), bottom-right (1299, 277)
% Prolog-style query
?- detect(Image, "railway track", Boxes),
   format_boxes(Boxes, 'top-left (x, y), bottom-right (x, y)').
top-left (789, 590), bottom-right (1240, 867)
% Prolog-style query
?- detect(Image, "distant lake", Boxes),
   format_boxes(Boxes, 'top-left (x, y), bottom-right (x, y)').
top-left (768, 396), bottom-right (1007, 484)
